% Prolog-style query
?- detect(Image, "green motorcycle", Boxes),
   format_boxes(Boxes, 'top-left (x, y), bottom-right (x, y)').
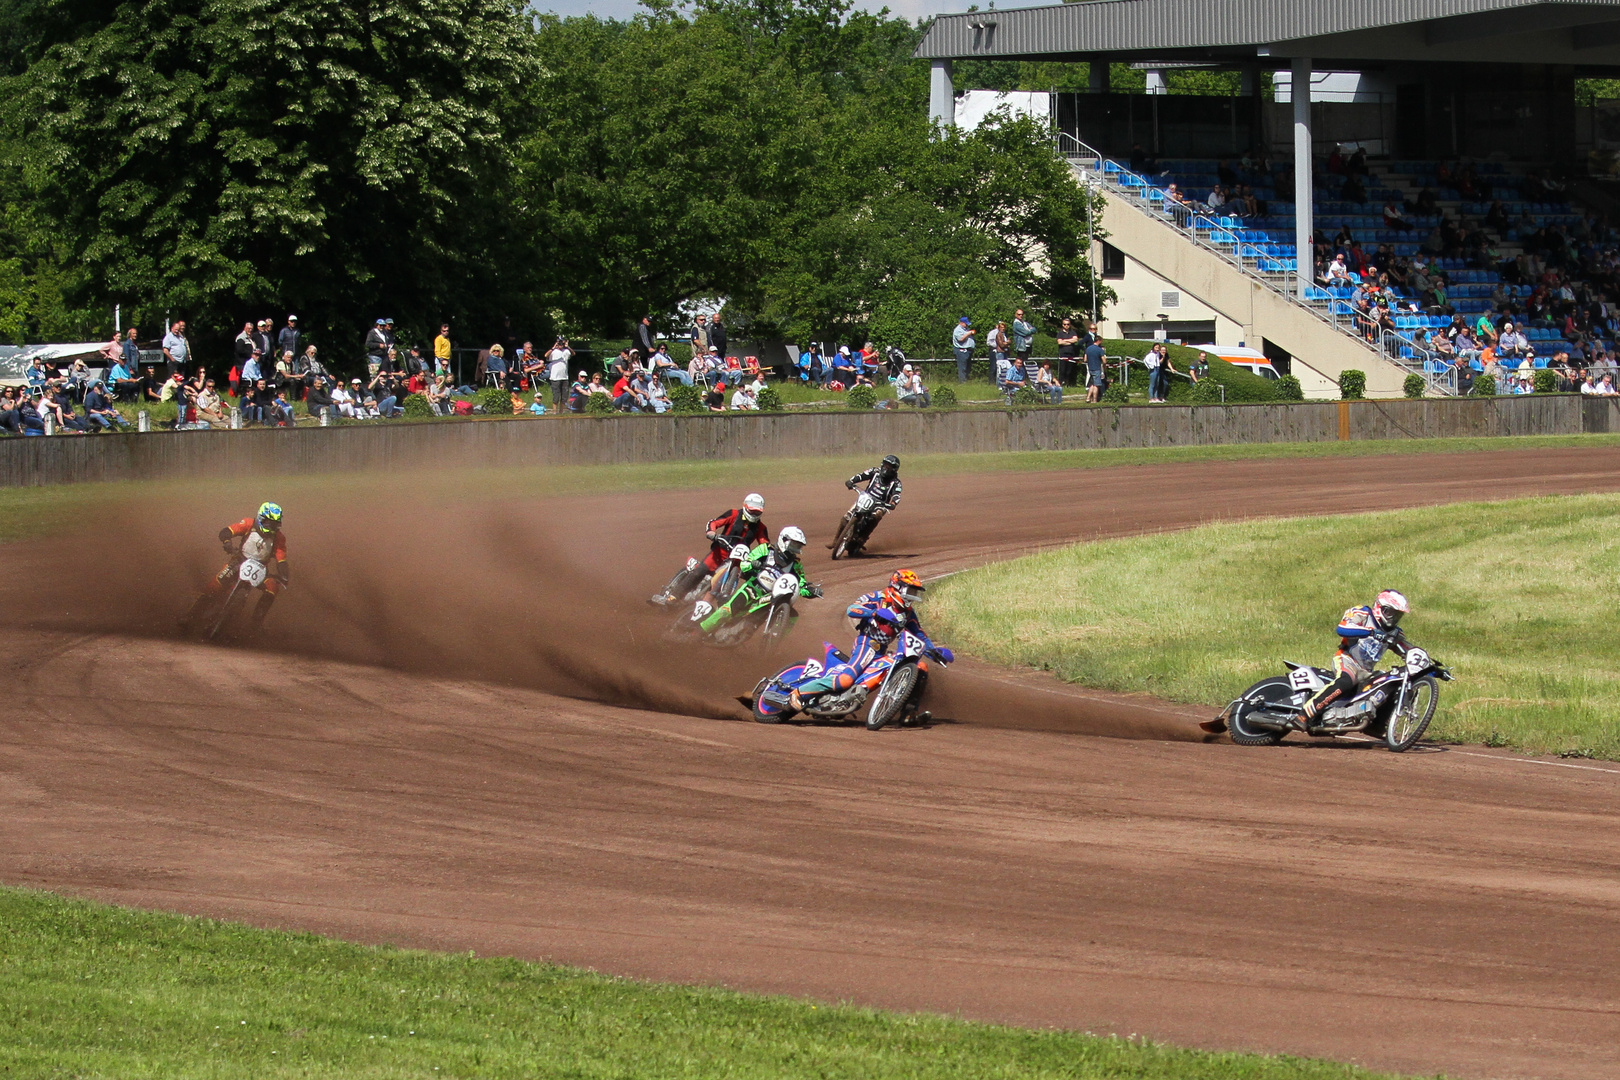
top-left (668, 537), bottom-right (821, 649)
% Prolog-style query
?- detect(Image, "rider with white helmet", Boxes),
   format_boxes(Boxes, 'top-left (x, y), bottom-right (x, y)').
top-left (693, 524), bottom-right (821, 632)
top-left (1302, 589), bottom-right (1412, 725)
top-left (650, 492), bottom-right (769, 606)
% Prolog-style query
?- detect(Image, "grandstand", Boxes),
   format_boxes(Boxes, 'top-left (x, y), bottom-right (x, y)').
top-left (916, 0), bottom-right (1620, 397)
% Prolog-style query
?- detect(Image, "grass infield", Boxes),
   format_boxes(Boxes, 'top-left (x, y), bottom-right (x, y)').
top-left (930, 493), bottom-right (1620, 759)
top-left (0, 887), bottom-right (1401, 1080)
top-left (6, 432), bottom-right (1620, 545)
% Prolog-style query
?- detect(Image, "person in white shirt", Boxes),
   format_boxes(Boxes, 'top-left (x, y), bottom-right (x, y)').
top-left (330, 383), bottom-right (355, 418)
top-left (896, 364), bottom-right (930, 408)
top-left (731, 383), bottom-right (758, 410)
top-left (1602, 375), bottom-right (1618, 397)
top-left (546, 339), bottom-right (573, 412)
top-left (1326, 253), bottom-right (1353, 286)
top-left (1581, 375), bottom-right (1600, 395)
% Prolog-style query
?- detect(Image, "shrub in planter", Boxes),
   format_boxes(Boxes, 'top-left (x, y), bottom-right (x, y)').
top-left (846, 384), bottom-right (877, 410)
top-left (1472, 373), bottom-right (1497, 397)
top-left (1338, 369), bottom-right (1367, 399)
top-left (1011, 384), bottom-right (1042, 408)
top-left (475, 386), bottom-right (513, 415)
top-left (401, 393), bottom-right (433, 418)
top-left (1275, 374), bottom-right (1304, 401)
top-left (932, 385), bottom-right (958, 408)
top-left (1532, 368), bottom-right (1559, 394)
top-left (756, 385), bottom-right (784, 412)
top-left (1101, 382), bottom-right (1129, 405)
top-left (585, 391), bottom-right (616, 415)
top-left (668, 383), bottom-right (703, 413)
top-left (1403, 373), bottom-right (1426, 399)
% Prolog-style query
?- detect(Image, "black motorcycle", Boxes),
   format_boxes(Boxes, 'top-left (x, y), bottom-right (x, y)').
top-left (829, 488), bottom-right (885, 560)
top-left (1204, 647), bottom-right (1452, 752)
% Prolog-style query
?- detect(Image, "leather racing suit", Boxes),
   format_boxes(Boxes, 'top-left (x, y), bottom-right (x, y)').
top-left (1302, 605), bottom-right (1409, 722)
top-left (656, 507), bottom-right (769, 605)
top-left (697, 542), bottom-right (819, 633)
top-left (846, 466), bottom-right (902, 511)
top-left (191, 518), bottom-right (289, 629)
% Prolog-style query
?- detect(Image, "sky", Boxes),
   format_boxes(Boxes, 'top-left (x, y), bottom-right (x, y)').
top-left (531, 0), bottom-right (1048, 25)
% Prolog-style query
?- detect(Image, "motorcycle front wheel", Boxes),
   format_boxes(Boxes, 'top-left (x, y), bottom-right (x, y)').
top-left (867, 662), bottom-right (917, 731)
top-left (830, 516), bottom-right (852, 559)
top-left (206, 582), bottom-right (246, 643)
top-left (1386, 677), bottom-right (1438, 752)
top-left (759, 603), bottom-right (791, 647)
top-left (1228, 677), bottom-right (1295, 746)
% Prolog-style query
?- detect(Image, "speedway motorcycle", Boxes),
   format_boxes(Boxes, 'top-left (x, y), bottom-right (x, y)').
top-left (1203, 647), bottom-right (1452, 752)
top-left (656, 541), bottom-right (750, 610)
top-left (829, 490), bottom-right (884, 560)
top-left (670, 557), bottom-right (819, 649)
top-left (186, 530), bottom-right (279, 643)
top-left (747, 627), bottom-right (952, 730)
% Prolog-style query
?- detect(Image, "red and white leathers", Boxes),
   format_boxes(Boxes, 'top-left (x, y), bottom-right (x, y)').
top-left (701, 508), bottom-right (768, 573)
top-left (1303, 604), bottom-right (1409, 721)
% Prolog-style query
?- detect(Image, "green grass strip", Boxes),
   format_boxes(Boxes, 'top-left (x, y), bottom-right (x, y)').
top-left (929, 492), bottom-right (1620, 759)
top-left (6, 432), bottom-right (1620, 546)
top-left (0, 886), bottom-right (1402, 1079)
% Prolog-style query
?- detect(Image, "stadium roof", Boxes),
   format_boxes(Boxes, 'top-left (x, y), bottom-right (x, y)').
top-left (914, 0), bottom-right (1620, 67)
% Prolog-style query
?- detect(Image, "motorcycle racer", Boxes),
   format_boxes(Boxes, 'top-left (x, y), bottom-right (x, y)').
top-left (694, 526), bottom-right (822, 633)
top-left (650, 493), bottom-right (768, 606)
top-left (787, 605), bottom-right (906, 712)
top-left (185, 502), bottom-right (289, 630)
top-left (847, 568), bottom-right (928, 635)
top-left (846, 455), bottom-right (902, 513)
top-left (1301, 590), bottom-right (1412, 724)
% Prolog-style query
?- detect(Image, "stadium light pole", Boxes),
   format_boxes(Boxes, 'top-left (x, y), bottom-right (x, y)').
top-left (1292, 56), bottom-right (1314, 300)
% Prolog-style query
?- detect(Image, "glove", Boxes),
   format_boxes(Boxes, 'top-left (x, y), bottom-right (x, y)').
top-left (845, 480), bottom-right (855, 490)
top-left (930, 646), bottom-right (955, 664)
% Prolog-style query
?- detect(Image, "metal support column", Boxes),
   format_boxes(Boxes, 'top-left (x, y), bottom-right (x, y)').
top-left (929, 59), bottom-right (955, 132)
top-left (1292, 56), bottom-right (1314, 298)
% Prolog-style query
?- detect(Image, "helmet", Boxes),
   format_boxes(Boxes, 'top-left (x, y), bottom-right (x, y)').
top-left (255, 502), bottom-right (283, 533)
top-left (777, 525), bottom-right (806, 559)
top-left (1373, 589), bottom-right (1409, 629)
top-left (880, 455), bottom-right (900, 476)
top-left (883, 568), bottom-right (926, 611)
top-left (742, 493), bottom-right (765, 521)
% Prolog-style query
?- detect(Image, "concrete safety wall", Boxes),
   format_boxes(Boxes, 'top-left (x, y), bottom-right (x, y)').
top-left (0, 395), bottom-right (1607, 489)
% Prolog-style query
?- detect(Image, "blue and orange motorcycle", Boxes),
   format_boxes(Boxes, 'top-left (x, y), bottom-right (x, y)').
top-left (746, 618), bottom-right (952, 730)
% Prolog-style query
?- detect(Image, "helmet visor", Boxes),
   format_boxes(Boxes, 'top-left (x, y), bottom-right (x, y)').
top-left (900, 584), bottom-right (926, 605)
top-left (1376, 604), bottom-right (1403, 627)
top-left (782, 539), bottom-right (804, 558)
top-left (742, 508), bottom-right (761, 521)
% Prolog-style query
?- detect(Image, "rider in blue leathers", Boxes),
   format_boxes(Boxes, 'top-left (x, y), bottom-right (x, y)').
top-left (788, 569), bottom-right (949, 712)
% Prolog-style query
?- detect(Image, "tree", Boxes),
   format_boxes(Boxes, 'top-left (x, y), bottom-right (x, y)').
top-left (7, 0), bottom-right (535, 356)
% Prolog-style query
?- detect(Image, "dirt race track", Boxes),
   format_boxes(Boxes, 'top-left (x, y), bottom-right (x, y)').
top-left (6, 445), bottom-right (1620, 1079)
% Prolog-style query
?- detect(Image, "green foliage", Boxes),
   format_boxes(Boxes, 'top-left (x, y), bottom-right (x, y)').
top-left (1533, 369), bottom-right (1560, 394)
top-left (7, 0), bottom-right (537, 349)
top-left (1403, 373), bottom-right (1426, 399)
top-left (754, 384), bottom-right (783, 412)
top-left (1011, 384), bottom-right (1042, 408)
top-left (474, 386), bottom-right (512, 415)
top-left (1102, 382), bottom-right (1129, 405)
top-left (1189, 378), bottom-right (1223, 404)
top-left (1338, 369), bottom-right (1367, 400)
top-left (400, 393), bottom-right (433, 418)
top-left (1275, 374), bottom-right (1304, 401)
top-left (667, 383), bottom-right (703, 414)
top-left (931, 384), bottom-right (958, 408)
top-left (1110, 340), bottom-right (1276, 404)
top-left (1473, 373), bottom-right (1498, 397)
top-left (845, 384), bottom-right (877, 410)
top-left (585, 390), bottom-right (616, 416)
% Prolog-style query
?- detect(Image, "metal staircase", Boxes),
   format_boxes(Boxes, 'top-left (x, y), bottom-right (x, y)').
top-left (1058, 135), bottom-right (1454, 395)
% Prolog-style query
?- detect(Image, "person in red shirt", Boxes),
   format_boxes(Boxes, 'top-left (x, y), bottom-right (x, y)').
top-left (649, 494), bottom-right (768, 606)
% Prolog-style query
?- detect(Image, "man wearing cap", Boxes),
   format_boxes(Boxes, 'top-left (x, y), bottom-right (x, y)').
top-left (951, 315), bottom-right (975, 383)
top-left (253, 319), bottom-right (274, 362)
top-left (365, 319), bottom-right (389, 369)
top-left (898, 364), bottom-right (930, 408)
top-left (278, 316), bottom-right (300, 361)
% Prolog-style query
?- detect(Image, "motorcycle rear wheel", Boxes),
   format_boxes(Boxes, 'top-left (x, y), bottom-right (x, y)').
top-left (751, 679), bottom-right (789, 724)
top-left (867, 662), bottom-right (917, 731)
top-left (1229, 677), bottom-right (1295, 746)
top-left (1386, 676), bottom-right (1438, 752)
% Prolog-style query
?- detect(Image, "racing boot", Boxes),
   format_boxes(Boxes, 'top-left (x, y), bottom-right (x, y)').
top-left (650, 563), bottom-right (703, 606)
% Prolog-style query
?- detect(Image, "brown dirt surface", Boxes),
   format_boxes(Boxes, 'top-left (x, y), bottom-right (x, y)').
top-left (5, 444), bottom-right (1620, 1078)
